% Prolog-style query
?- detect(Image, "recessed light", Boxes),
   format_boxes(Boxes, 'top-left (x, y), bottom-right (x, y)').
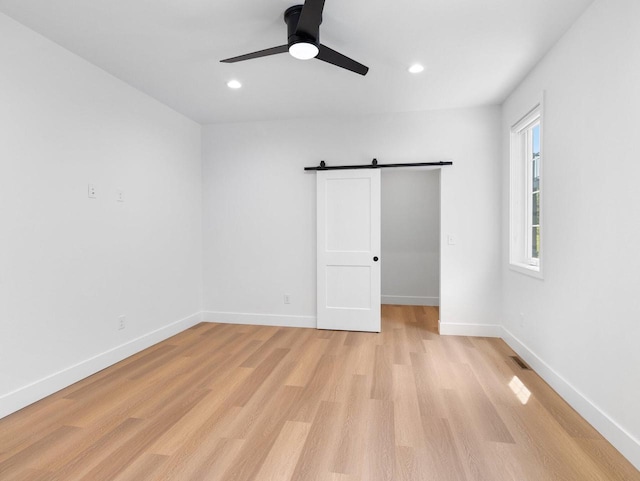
top-left (227, 79), bottom-right (242, 89)
top-left (408, 64), bottom-right (425, 74)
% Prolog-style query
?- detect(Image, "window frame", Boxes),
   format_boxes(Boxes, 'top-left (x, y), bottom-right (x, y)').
top-left (509, 100), bottom-right (544, 279)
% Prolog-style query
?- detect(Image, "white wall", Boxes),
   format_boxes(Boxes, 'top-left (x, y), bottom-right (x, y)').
top-left (202, 107), bottom-right (502, 332)
top-left (501, 0), bottom-right (640, 467)
top-left (381, 169), bottom-right (440, 306)
top-left (0, 14), bottom-right (203, 417)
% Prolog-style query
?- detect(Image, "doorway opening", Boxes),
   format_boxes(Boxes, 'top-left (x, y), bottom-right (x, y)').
top-left (381, 168), bottom-right (441, 335)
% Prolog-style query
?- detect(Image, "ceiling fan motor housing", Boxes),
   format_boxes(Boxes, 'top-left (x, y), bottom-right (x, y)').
top-left (285, 5), bottom-right (320, 49)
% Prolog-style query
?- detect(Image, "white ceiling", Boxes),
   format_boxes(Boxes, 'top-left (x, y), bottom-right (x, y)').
top-left (0, 0), bottom-right (594, 124)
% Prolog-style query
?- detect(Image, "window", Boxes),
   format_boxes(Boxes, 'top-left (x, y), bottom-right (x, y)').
top-left (510, 102), bottom-right (543, 278)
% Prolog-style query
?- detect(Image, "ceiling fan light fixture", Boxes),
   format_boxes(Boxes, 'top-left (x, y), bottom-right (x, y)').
top-left (227, 79), bottom-right (242, 89)
top-left (408, 63), bottom-right (425, 74)
top-left (289, 42), bottom-right (319, 60)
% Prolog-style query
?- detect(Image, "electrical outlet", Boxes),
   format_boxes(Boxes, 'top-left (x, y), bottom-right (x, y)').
top-left (88, 184), bottom-right (96, 199)
top-left (118, 315), bottom-right (126, 330)
top-left (284, 294), bottom-right (291, 305)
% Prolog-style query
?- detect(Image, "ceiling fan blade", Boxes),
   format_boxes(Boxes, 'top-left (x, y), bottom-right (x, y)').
top-left (296, 0), bottom-right (325, 38)
top-left (316, 44), bottom-right (369, 76)
top-left (220, 45), bottom-right (288, 63)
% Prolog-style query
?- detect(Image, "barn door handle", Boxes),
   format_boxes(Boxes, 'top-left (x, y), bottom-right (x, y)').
top-left (373, 256), bottom-right (379, 262)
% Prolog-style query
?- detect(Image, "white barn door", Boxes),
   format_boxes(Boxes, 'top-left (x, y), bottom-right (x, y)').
top-left (317, 169), bottom-right (381, 332)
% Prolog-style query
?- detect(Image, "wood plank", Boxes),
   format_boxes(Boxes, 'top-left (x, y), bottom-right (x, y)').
top-left (395, 445), bottom-right (423, 481)
top-left (448, 363), bottom-right (515, 444)
top-left (147, 367), bottom-right (253, 456)
top-left (288, 354), bottom-right (337, 422)
top-left (573, 437), bottom-right (640, 481)
top-left (219, 385), bottom-right (304, 481)
top-left (255, 421), bottom-right (312, 481)
top-left (420, 416), bottom-right (468, 481)
top-left (331, 374), bottom-right (369, 476)
top-left (81, 388), bottom-right (210, 481)
top-left (362, 399), bottom-right (396, 481)
top-left (285, 337), bottom-right (330, 387)
top-left (370, 344), bottom-right (393, 401)
top-left (0, 398), bottom-right (77, 460)
top-left (240, 328), bottom-right (294, 368)
top-left (290, 401), bottom-right (343, 481)
top-left (392, 364), bottom-right (424, 448)
top-left (498, 400), bottom-right (614, 481)
top-left (443, 388), bottom-right (504, 481)
top-left (45, 417), bottom-right (146, 478)
top-left (0, 426), bottom-right (80, 479)
top-left (111, 453), bottom-right (170, 481)
top-left (185, 438), bottom-right (246, 481)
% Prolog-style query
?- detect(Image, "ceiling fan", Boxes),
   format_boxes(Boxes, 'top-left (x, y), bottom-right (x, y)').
top-left (220, 0), bottom-right (369, 76)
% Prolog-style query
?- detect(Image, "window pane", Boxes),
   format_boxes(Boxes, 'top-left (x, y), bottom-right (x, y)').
top-left (532, 191), bottom-right (540, 225)
top-left (531, 122), bottom-right (540, 261)
top-left (531, 226), bottom-right (540, 259)
top-left (532, 124), bottom-right (540, 155)
top-left (532, 124), bottom-right (540, 191)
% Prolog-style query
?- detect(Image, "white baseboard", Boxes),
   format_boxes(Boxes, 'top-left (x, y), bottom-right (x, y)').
top-left (501, 327), bottom-right (640, 471)
top-left (203, 311), bottom-right (316, 329)
top-left (381, 295), bottom-right (439, 306)
top-left (438, 321), bottom-right (502, 337)
top-left (0, 311), bottom-right (202, 420)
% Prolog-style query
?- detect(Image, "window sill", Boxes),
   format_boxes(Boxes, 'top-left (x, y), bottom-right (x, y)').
top-left (509, 262), bottom-right (544, 280)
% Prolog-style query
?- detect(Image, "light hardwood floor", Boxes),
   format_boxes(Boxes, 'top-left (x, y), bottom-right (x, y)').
top-left (0, 305), bottom-right (638, 480)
